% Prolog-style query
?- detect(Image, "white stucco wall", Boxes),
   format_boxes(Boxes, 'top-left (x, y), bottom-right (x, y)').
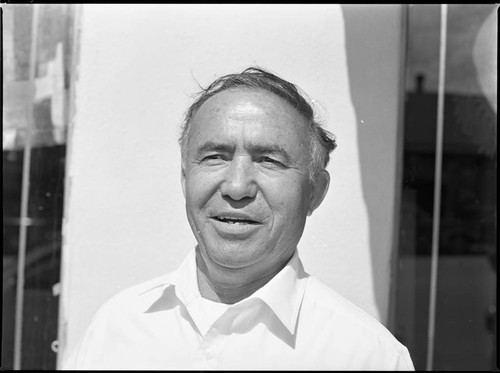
top-left (58, 4), bottom-right (404, 366)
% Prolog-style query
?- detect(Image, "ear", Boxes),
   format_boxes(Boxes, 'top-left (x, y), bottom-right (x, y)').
top-left (181, 167), bottom-right (187, 199)
top-left (307, 170), bottom-right (330, 216)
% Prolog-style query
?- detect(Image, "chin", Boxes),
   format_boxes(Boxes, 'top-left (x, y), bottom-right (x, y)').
top-left (205, 244), bottom-right (264, 270)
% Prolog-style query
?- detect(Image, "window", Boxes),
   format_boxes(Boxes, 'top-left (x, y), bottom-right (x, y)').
top-left (392, 4), bottom-right (497, 370)
top-left (2, 4), bottom-right (76, 369)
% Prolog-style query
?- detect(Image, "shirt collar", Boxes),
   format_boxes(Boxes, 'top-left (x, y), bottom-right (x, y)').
top-left (148, 247), bottom-right (308, 335)
top-left (170, 248), bottom-right (203, 306)
top-left (247, 249), bottom-right (308, 335)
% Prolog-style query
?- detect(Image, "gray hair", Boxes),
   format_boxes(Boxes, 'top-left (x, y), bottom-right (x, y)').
top-left (179, 67), bottom-right (337, 181)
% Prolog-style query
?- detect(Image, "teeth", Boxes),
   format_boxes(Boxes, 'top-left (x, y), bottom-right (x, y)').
top-left (216, 217), bottom-right (254, 224)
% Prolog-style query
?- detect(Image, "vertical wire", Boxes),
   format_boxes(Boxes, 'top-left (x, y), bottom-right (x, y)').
top-left (13, 4), bottom-right (39, 370)
top-left (425, 4), bottom-right (448, 371)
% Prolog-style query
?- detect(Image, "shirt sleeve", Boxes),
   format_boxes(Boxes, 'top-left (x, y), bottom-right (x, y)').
top-left (58, 318), bottom-right (97, 370)
top-left (391, 347), bottom-right (415, 371)
top-left (59, 330), bottom-right (88, 370)
top-left (58, 302), bottom-right (111, 370)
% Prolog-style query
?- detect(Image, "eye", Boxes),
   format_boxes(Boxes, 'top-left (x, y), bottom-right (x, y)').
top-left (258, 157), bottom-right (285, 167)
top-left (201, 154), bottom-right (227, 164)
top-left (204, 154), bottom-right (223, 160)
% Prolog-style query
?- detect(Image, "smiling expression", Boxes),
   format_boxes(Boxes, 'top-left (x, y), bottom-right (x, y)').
top-left (182, 88), bottom-right (326, 274)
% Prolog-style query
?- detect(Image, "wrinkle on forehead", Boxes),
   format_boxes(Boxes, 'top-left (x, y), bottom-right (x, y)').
top-left (200, 89), bottom-right (291, 121)
top-left (192, 89), bottom-right (305, 138)
top-left (230, 101), bottom-right (268, 119)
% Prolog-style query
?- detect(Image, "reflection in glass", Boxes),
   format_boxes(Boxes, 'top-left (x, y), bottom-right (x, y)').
top-left (393, 4), bottom-right (497, 371)
top-left (2, 4), bottom-right (75, 369)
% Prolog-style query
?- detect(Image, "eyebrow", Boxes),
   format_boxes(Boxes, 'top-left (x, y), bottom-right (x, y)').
top-left (194, 141), bottom-right (292, 164)
top-left (195, 142), bottom-right (234, 158)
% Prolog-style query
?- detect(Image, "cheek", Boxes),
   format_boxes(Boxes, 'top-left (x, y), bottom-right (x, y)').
top-left (185, 171), bottom-right (219, 207)
top-left (267, 182), bottom-right (310, 221)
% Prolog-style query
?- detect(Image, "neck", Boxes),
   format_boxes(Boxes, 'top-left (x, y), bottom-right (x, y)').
top-left (195, 247), bottom-right (291, 304)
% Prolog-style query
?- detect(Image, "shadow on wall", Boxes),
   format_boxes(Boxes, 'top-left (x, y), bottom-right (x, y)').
top-left (341, 5), bottom-right (405, 324)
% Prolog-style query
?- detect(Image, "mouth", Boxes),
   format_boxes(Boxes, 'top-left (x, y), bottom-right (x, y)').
top-left (211, 216), bottom-right (261, 225)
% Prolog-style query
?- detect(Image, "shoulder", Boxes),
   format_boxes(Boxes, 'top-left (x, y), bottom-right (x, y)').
top-left (299, 275), bottom-right (413, 369)
top-left (95, 272), bottom-right (175, 319)
top-left (304, 276), bottom-right (391, 333)
top-left (62, 272), bottom-right (177, 369)
top-left (77, 272), bottom-right (176, 348)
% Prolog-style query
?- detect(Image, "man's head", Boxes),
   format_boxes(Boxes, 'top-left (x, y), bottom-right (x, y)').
top-left (179, 67), bottom-right (337, 277)
top-left (180, 67), bottom-right (337, 182)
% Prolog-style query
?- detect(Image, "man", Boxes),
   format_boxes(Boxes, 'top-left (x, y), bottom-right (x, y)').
top-left (62, 67), bottom-right (414, 370)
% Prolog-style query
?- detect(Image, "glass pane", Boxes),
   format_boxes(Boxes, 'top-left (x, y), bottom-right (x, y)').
top-left (392, 5), bottom-right (441, 370)
top-left (2, 4), bottom-right (75, 369)
top-left (393, 4), bottom-right (497, 371)
top-left (21, 145), bottom-right (66, 369)
top-left (3, 150), bottom-right (24, 370)
top-left (3, 5), bottom-right (33, 369)
top-left (433, 4), bottom-right (496, 370)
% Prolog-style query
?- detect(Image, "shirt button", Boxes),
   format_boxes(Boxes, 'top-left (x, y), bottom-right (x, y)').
top-left (205, 349), bottom-right (213, 360)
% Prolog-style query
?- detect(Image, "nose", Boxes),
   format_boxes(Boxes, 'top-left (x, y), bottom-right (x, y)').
top-left (220, 156), bottom-right (257, 201)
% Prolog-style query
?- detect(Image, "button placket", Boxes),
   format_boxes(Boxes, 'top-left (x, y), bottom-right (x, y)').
top-left (195, 305), bottom-right (252, 369)
top-left (194, 325), bottom-right (221, 368)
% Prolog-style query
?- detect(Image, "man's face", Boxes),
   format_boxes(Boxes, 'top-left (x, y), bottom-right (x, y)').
top-left (182, 88), bottom-right (327, 273)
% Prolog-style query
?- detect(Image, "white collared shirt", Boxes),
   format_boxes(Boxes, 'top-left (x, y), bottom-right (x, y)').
top-left (62, 249), bottom-right (414, 370)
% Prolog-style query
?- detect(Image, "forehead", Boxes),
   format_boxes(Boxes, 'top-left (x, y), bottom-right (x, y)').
top-left (190, 88), bottom-right (308, 135)
top-left (199, 87), bottom-right (292, 113)
top-left (186, 88), bottom-right (311, 161)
